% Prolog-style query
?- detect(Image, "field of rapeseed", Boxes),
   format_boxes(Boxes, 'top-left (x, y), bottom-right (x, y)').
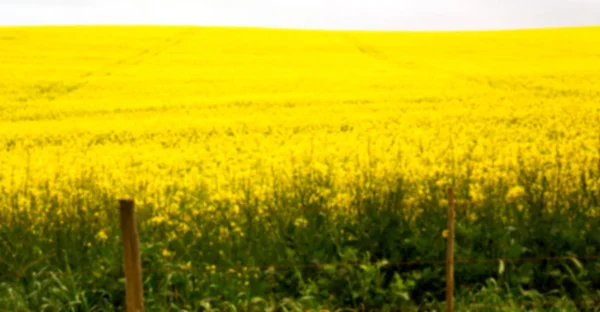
top-left (1, 26), bottom-right (600, 311)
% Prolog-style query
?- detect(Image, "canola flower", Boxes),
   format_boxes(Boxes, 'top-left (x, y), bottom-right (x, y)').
top-left (0, 26), bottom-right (599, 232)
top-left (96, 230), bottom-right (108, 242)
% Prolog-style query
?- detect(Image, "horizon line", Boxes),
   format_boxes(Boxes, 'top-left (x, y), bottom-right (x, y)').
top-left (1, 23), bottom-right (599, 33)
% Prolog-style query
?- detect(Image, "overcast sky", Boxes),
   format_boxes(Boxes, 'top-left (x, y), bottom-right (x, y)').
top-left (1, 0), bottom-right (599, 30)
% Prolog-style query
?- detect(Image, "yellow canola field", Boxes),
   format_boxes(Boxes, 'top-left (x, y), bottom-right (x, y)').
top-left (0, 26), bottom-right (599, 225)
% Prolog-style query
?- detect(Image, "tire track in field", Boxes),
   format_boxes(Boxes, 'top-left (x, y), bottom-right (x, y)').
top-left (339, 36), bottom-right (569, 102)
top-left (34, 28), bottom-right (196, 103)
top-left (340, 33), bottom-right (390, 63)
top-left (339, 33), bottom-right (481, 83)
top-left (107, 28), bottom-right (194, 68)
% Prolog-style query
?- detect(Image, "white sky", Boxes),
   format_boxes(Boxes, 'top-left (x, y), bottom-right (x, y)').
top-left (0, 0), bottom-right (599, 30)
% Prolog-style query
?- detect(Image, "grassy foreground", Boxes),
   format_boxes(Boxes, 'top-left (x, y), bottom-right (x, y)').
top-left (1, 26), bottom-right (600, 311)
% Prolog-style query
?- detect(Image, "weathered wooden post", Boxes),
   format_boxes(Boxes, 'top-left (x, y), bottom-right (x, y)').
top-left (118, 199), bottom-right (144, 312)
top-left (446, 188), bottom-right (455, 312)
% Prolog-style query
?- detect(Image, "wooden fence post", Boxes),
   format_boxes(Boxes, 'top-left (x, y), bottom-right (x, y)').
top-left (118, 199), bottom-right (144, 312)
top-left (446, 188), bottom-right (455, 312)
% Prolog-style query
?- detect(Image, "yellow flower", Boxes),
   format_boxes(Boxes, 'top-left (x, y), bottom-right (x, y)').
top-left (179, 262), bottom-right (191, 271)
top-left (161, 248), bottom-right (173, 258)
top-left (442, 229), bottom-right (448, 239)
top-left (231, 204), bottom-right (240, 215)
top-left (435, 179), bottom-right (446, 188)
top-left (506, 186), bottom-right (526, 202)
top-left (294, 217), bottom-right (309, 228)
top-left (96, 230), bottom-right (108, 241)
top-left (469, 184), bottom-right (485, 205)
top-left (149, 215), bottom-right (167, 225)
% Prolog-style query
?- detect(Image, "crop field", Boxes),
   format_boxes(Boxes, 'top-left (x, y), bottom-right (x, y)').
top-left (1, 26), bottom-right (600, 311)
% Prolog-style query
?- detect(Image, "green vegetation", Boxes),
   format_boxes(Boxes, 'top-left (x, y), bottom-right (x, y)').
top-left (2, 174), bottom-right (600, 311)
